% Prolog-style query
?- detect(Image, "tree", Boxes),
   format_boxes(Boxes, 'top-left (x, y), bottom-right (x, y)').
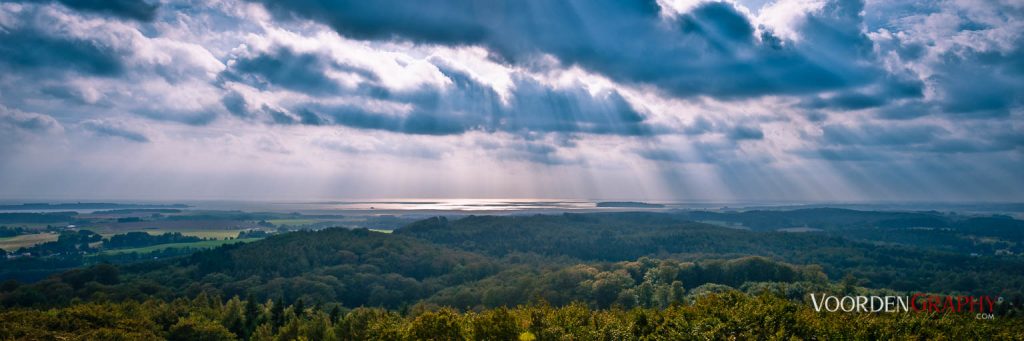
top-left (243, 295), bottom-right (261, 334)
top-left (221, 296), bottom-right (245, 338)
top-left (329, 306), bottom-right (341, 323)
top-left (471, 307), bottom-right (519, 340)
top-left (168, 316), bottom-right (237, 341)
top-left (271, 298), bottom-right (285, 328)
top-left (409, 308), bottom-right (464, 341)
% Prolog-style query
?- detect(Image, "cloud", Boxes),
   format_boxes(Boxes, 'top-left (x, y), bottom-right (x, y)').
top-left (0, 0), bottom-right (1021, 201)
top-left (728, 124), bottom-right (765, 140)
top-left (315, 134), bottom-right (447, 159)
top-left (866, 0), bottom-right (1024, 119)
top-left (816, 121), bottom-right (1021, 155)
top-left (0, 105), bottom-right (63, 134)
top-left (0, 4), bottom-right (226, 127)
top-left (246, 0), bottom-right (883, 98)
top-left (873, 102), bottom-right (933, 120)
top-left (0, 26), bottom-right (124, 77)
top-left (0, 105), bottom-right (65, 155)
top-left (821, 123), bottom-right (943, 147)
top-left (22, 0), bottom-right (160, 21)
top-left (474, 137), bottom-right (573, 165)
top-left (220, 46), bottom-right (346, 95)
top-left (635, 148), bottom-right (704, 164)
top-left (307, 104), bottom-right (469, 135)
top-left (633, 137), bottom-right (758, 165)
top-left (930, 46), bottom-right (1023, 117)
top-left (221, 48), bottom-right (659, 136)
top-left (683, 116), bottom-right (716, 135)
top-left (798, 146), bottom-right (884, 161)
top-left (221, 90), bottom-right (250, 118)
top-left (81, 119), bottom-right (150, 142)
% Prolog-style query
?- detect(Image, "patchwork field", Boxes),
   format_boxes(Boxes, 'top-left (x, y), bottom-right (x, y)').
top-left (88, 219), bottom-right (259, 232)
top-left (135, 230), bottom-right (243, 240)
top-left (96, 238), bottom-right (262, 255)
top-left (1, 229), bottom-right (253, 252)
top-left (0, 233), bottom-right (60, 251)
top-left (265, 219), bottom-right (322, 226)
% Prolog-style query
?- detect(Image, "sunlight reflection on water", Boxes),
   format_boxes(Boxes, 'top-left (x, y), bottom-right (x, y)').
top-left (282, 199), bottom-right (601, 212)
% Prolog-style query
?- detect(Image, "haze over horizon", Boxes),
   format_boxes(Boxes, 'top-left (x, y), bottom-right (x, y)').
top-left (1, 0), bottom-right (1022, 202)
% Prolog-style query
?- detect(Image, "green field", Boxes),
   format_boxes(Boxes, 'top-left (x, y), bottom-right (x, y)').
top-left (95, 230), bottom-right (243, 240)
top-left (1, 229), bottom-right (251, 251)
top-left (153, 230), bottom-right (243, 239)
top-left (697, 220), bottom-right (749, 229)
top-left (266, 219), bottom-right (321, 226)
top-left (97, 238), bottom-right (262, 255)
top-left (0, 233), bottom-right (59, 251)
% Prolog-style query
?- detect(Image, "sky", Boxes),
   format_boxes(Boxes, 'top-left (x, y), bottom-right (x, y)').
top-left (0, 0), bottom-right (1021, 202)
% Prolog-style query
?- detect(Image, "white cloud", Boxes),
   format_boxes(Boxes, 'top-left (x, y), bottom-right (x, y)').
top-left (0, 0), bottom-right (1020, 201)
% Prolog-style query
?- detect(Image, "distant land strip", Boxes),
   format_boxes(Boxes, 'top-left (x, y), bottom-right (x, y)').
top-left (0, 203), bottom-right (190, 211)
top-left (596, 201), bottom-right (666, 208)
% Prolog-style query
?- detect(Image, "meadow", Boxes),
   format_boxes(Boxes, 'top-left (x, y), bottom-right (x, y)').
top-left (97, 238), bottom-right (262, 255)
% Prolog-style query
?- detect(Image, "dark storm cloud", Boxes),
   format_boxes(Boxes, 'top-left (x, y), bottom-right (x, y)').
top-left (679, 2), bottom-right (755, 44)
top-left (929, 45), bottom-right (1024, 118)
top-left (312, 105), bottom-right (469, 135)
top-left (727, 124), bottom-right (764, 140)
top-left (0, 27), bottom-right (124, 77)
top-left (221, 50), bottom-right (658, 136)
top-left (802, 92), bottom-right (889, 111)
top-left (498, 74), bottom-right (651, 136)
top-left (316, 71), bottom-right (652, 136)
top-left (22, 0), bottom-right (159, 21)
top-left (220, 47), bottom-right (345, 95)
top-left (221, 90), bottom-right (250, 118)
top-left (245, 0), bottom-right (882, 99)
top-left (81, 120), bottom-right (150, 142)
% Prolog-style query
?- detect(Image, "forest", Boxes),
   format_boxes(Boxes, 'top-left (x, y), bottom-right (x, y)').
top-left (1, 210), bottom-right (1023, 339)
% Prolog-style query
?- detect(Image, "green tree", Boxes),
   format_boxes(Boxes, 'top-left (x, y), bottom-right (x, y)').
top-left (471, 307), bottom-right (519, 340)
top-left (168, 316), bottom-right (237, 341)
top-left (409, 308), bottom-right (465, 341)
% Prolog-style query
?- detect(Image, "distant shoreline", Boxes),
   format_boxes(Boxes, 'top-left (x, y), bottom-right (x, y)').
top-left (0, 203), bottom-right (190, 211)
top-left (596, 201), bottom-right (666, 208)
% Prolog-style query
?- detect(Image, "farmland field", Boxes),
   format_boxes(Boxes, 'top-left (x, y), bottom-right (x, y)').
top-left (97, 238), bottom-right (262, 255)
top-left (88, 219), bottom-right (259, 233)
top-left (0, 229), bottom-right (250, 252)
top-left (265, 219), bottom-right (321, 226)
top-left (0, 233), bottom-right (59, 251)
top-left (96, 229), bottom-right (243, 240)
